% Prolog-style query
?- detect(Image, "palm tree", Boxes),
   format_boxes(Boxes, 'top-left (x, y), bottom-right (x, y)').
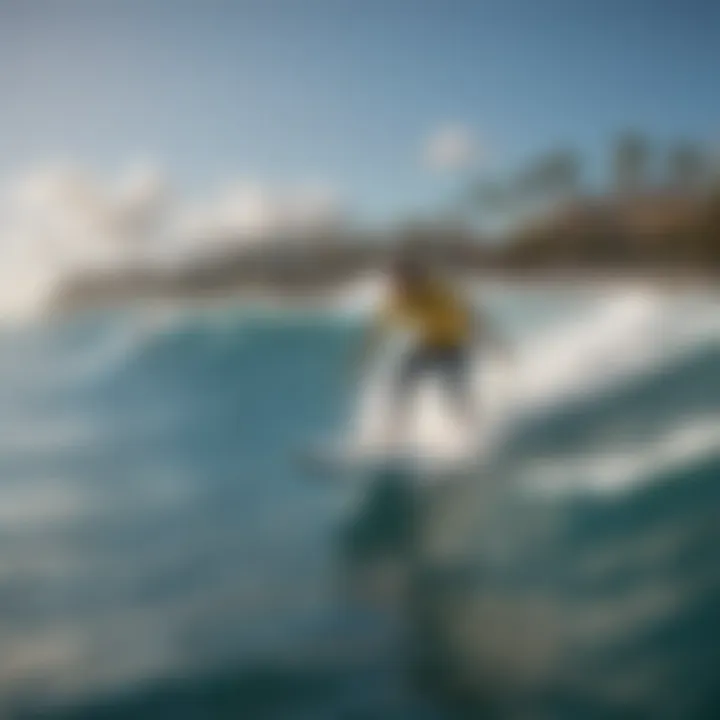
top-left (667, 142), bottom-right (707, 192)
top-left (516, 149), bottom-right (582, 207)
top-left (613, 132), bottom-right (651, 195)
top-left (459, 177), bottom-right (512, 225)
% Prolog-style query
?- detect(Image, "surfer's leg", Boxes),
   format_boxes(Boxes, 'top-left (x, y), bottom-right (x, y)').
top-left (391, 347), bottom-right (427, 430)
top-left (440, 346), bottom-right (474, 424)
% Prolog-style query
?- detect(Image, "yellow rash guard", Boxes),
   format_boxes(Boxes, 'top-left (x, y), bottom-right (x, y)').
top-left (383, 280), bottom-right (471, 349)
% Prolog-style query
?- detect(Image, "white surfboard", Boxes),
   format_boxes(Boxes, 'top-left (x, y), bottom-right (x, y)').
top-left (300, 421), bottom-right (482, 480)
top-left (301, 345), bottom-right (513, 480)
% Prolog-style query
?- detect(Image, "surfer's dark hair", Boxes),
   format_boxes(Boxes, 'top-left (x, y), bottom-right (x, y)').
top-left (392, 255), bottom-right (422, 279)
top-left (390, 243), bottom-right (430, 282)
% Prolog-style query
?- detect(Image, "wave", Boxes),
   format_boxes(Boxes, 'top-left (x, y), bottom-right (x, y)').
top-left (0, 285), bottom-right (718, 718)
top-left (404, 291), bottom-right (720, 717)
top-left (346, 288), bottom-right (720, 471)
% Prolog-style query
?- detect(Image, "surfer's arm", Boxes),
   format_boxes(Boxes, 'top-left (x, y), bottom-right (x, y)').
top-left (354, 302), bottom-right (400, 376)
top-left (354, 314), bottom-right (387, 378)
top-left (472, 308), bottom-right (511, 359)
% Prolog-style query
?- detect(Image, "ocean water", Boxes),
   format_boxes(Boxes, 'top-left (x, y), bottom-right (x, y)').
top-left (0, 283), bottom-right (719, 719)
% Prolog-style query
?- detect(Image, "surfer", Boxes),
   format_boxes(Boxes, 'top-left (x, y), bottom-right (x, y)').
top-left (361, 252), bottom-right (503, 432)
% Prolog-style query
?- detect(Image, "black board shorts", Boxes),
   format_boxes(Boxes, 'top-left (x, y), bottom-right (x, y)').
top-left (396, 343), bottom-right (470, 398)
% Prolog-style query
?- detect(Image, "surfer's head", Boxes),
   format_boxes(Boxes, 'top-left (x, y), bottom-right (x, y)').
top-left (390, 250), bottom-right (430, 293)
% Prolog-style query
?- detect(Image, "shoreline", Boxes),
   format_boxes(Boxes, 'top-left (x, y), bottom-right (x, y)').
top-left (47, 265), bottom-right (720, 322)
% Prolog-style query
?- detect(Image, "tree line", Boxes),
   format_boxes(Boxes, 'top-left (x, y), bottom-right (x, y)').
top-left (457, 132), bottom-right (720, 269)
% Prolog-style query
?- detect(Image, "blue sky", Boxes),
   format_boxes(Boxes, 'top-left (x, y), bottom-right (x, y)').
top-left (1, 0), bottom-right (719, 222)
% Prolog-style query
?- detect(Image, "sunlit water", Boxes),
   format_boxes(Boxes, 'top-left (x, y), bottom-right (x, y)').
top-left (1, 284), bottom-right (719, 719)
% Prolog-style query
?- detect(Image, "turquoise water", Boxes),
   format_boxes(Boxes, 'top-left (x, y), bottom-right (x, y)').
top-left (1, 288), bottom-right (720, 719)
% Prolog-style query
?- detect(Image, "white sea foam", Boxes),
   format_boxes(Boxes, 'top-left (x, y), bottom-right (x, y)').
top-left (521, 414), bottom-right (720, 497)
top-left (0, 478), bottom-right (90, 530)
top-left (350, 288), bottom-right (720, 472)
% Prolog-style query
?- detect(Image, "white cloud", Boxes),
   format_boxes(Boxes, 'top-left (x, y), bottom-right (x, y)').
top-left (113, 162), bottom-right (169, 235)
top-left (0, 164), bottom-right (346, 318)
top-left (423, 124), bottom-right (479, 173)
top-left (170, 182), bottom-right (345, 263)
